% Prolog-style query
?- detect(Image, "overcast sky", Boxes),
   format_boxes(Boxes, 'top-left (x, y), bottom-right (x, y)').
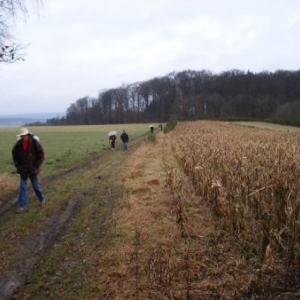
top-left (0, 0), bottom-right (300, 116)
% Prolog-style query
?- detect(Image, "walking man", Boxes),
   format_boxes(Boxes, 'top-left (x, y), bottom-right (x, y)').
top-left (12, 128), bottom-right (46, 212)
top-left (120, 129), bottom-right (129, 151)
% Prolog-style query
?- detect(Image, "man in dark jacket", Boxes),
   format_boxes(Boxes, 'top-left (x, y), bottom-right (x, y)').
top-left (12, 128), bottom-right (45, 212)
top-left (120, 130), bottom-right (129, 151)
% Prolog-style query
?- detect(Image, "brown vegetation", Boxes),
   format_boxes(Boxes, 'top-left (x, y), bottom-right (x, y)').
top-left (2, 121), bottom-right (300, 299)
top-left (96, 121), bottom-right (300, 299)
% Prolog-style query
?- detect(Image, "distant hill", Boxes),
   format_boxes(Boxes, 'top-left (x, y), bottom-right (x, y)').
top-left (0, 112), bottom-right (64, 119)
top-left (0, 112), bottom-right (64, 127)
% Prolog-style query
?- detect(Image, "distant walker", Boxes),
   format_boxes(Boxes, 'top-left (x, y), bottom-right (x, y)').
top-left (150, 125), bottom-right (154, 134)
top-left (120, 130), bottom-right (129, 151)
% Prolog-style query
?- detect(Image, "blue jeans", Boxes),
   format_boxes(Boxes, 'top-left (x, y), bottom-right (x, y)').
top-left (123, 142), bottom-right (128, 150)
top-left (18, 175), bottom-right (45, 208)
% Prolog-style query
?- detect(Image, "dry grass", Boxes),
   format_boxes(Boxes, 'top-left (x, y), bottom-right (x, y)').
top-left (97, 130), bottom-right (241, 298)
top-left (99, 137), bottom-right (182, 298)
top-left (96, 121), bottom-right (300, 299)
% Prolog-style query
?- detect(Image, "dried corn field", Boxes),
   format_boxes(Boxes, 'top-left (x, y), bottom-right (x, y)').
top-left (163, 121), bottom-right (300, 297)
top-left (173, 122), bottom-right (300, 252)
top-left (111, 122), bottom-right (300, 299)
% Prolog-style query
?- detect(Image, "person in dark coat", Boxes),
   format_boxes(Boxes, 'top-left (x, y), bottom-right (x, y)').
top-left (12, 128), bottom-right (45, 212)
top-left (150, 125), bottom-right (154, 134)
top-left (109, 134), bottom-right (117, 150)
top-left (120, 130), bottom-right (129, 151)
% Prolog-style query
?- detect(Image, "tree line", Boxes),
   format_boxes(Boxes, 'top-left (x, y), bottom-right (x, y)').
top-left (45, 69), bottom-right (300, 126)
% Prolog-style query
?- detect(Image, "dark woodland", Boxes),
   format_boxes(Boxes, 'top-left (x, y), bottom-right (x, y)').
top-left (45, 69), bottom-right (300, 126)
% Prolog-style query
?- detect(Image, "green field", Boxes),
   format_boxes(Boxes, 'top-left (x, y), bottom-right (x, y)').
top-left (234, 121), bottom-right (300, 133)
top-left (0, 124), bottom-right (154, 175)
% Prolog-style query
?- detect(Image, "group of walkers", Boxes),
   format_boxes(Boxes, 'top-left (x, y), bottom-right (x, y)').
top-left (109, 129), bottom-right (129, 151)
top-left (150, 123), bottom-right (163, 134)
top-left (110, 123), bottom-right (163, 150)
top-left (12, 124), bottom-right (161, 213)
top-left (11, 127), bottom-right (130, 214)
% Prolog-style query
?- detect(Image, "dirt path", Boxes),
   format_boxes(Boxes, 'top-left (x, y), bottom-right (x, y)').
top-left (0, 161), bottom-right (114, 300)
top-left (96, 131), bottom-right (236, 299)
top-left (0, 134), bottom-right (145, 300)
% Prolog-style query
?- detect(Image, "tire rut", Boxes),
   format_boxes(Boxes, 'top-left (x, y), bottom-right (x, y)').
top-left (0, 197), bottom-right (85, 300)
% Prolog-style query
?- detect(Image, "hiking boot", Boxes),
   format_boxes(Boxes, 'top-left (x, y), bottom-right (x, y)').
top-left (40, 199), bottom-right (46, 206)
top-left (15, 207), bottom-right (25, 213)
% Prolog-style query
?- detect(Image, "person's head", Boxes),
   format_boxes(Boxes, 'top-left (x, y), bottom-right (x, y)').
top-left (123, 130), bottom-right (126, 133)
top-left (17, 128), bottom-right (30, 140)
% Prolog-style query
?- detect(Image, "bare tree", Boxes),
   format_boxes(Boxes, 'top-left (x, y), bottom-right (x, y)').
top-left (0, 0), bottom-right (40, 64)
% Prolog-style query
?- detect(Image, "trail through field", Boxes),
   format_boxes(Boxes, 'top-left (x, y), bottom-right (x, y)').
top-left (0, 134), bottom-right (144, 300)
top-left (0, 158), bottom-right (116, 299)
top-left (1, 124), bottom-right (299, 299)
top-left (104, 130), bottom-right (258, 299)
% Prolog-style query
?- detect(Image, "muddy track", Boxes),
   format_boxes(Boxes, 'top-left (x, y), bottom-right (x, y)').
top-left (0, 197), bottom-right (85, 299)
top-left (0, 132), bottom-right (149, 300)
